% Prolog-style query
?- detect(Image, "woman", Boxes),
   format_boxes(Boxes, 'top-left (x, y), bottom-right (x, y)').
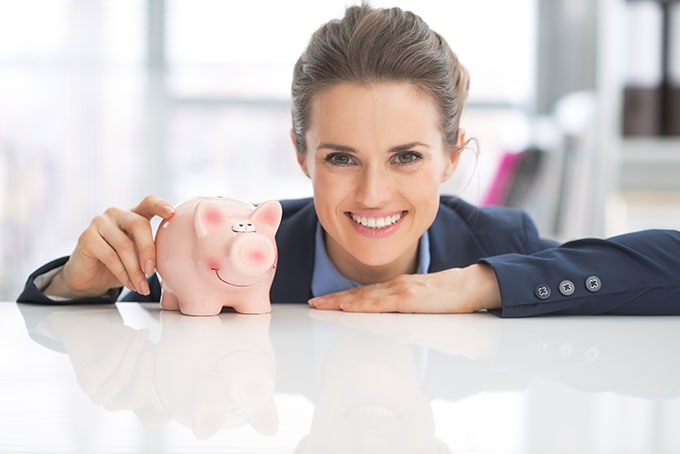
top-left (19, 5), bottom-right (680, 316)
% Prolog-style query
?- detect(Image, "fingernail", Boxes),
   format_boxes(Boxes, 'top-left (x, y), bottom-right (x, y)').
top-left (162, 205), bottom-right (175, 217)
top-left (144, 260), bottom-right (154, 276)
top-left (340, 302), bottom-right (352, 310)
top-left (309, 297), bottom-right (327, 307)
top-left (139, 279), bottom-right (150, 295)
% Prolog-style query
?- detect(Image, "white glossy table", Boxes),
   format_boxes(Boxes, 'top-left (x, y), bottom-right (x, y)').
top-left (1, 301), bottom-right (679, 453)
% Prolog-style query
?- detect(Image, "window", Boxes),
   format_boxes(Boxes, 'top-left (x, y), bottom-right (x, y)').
top-left (1, 0), bottom-right (536, 300)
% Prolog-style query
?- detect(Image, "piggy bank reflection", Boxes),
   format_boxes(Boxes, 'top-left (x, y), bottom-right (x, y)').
top-left (155, 311), bottom-right (278, 440)
top-left (155, 197), bottom-right (282, 316)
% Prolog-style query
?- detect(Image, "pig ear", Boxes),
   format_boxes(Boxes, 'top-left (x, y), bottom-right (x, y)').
top-left (250, 200), bottom-right (282, 232)
top-left (194, 200), bottom-right (226, 239)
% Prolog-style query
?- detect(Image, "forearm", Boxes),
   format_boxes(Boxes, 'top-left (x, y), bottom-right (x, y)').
top-left (481, 229), bottom-right (680, 317)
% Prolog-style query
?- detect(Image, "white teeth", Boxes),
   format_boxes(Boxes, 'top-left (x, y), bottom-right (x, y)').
top-left (350, 212), bottom-right (403, 229)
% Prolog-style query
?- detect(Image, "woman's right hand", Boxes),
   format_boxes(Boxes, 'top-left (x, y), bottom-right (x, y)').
top-left (48, 195), bottom-right (176, 298)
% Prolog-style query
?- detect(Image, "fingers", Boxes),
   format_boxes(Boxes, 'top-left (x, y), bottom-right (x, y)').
top-left (308, 286), bottom-right (359, 310)
top-left (308, 296), bottom-right (342, 310)
top-left (89, 194), bottom-right (173, 295)
top-left (307, 274), bottom-right (458, 314)
top-left (84, 229), bottom-right (136, 291)
top-left (309, 283), bottom-right (402, 313)
top-left (66, 194), bottom-right (171, 297)
top-left (131, 194), bottom-right (175, 221)
top-left (95, 213), bottom-right (150, 295)
top-left (111, 207), bottom-right (158, 277)
top-left (337, 294), bottom-right (401, 313)
top-left (125, 193), bottom-right (174, 277)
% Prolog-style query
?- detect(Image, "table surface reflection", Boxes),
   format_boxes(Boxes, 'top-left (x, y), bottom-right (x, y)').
top-left (1, 301), bottom-right (680, 453)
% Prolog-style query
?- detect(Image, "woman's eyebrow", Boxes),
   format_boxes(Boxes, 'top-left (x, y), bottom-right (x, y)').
top-left (317, 142), bottom-right (431, 153)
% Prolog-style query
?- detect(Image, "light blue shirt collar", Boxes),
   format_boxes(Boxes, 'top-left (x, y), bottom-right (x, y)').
top-left (311, 221), bottom-right (431, 297)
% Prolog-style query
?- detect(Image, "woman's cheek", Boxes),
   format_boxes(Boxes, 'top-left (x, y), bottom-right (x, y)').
top-left (404, 165), bottom-right (441, 197)
top-left (312, 169), bottom-right (347, 219)
top-left (313, 169), bottom-right (341, 196)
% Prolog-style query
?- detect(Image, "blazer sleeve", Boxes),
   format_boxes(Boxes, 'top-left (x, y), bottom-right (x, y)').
top-left (16, 256), bottom-right (162, 304)
top-left (480, 214), bottom-right (680, 317)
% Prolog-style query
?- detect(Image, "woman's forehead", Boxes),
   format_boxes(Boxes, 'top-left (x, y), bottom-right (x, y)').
top-left (307, 82), bottom-right (442, 147)
top-left (312, 81), bottom-right (436, 112)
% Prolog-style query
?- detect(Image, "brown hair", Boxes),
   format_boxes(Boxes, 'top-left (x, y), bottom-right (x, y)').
top-left (291, 3), bottom-right (470, 156)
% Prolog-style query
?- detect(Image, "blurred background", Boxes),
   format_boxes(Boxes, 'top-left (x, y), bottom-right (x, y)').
top-left (1, 0), bottom-right (679, 300)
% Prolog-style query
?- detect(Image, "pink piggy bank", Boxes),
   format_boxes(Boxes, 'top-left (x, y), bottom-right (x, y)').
top-left (154, 196), bottom-right (282, 316)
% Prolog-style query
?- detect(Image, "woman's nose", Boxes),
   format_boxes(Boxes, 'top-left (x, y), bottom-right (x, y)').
top-left (354, 165), bottom-right (393, 207)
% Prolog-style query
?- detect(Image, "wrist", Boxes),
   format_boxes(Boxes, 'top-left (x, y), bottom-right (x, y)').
top-left (44, 269), bottom-right (113, 299)
top-left (465, 263), bottom-right (502, 311)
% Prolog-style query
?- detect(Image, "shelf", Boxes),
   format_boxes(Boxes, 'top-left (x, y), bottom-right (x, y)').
top-left (619, 138), bottom-right (680, 191)
top-left (621, 138), bottom-right (680, 159)
top-left (619, 190), bottom-right (680, 231)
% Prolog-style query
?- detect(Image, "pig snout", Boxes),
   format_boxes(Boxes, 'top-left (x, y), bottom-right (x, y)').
top-left (228, 235), bottom-right (275, 277)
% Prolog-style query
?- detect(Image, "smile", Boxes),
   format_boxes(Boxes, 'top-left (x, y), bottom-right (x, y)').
top-left (348, 210), bottom-right (407, 228)
top-left (344, 210), bottom-right (408, 238)
top-left (213, 266), bottom-right (276, 287)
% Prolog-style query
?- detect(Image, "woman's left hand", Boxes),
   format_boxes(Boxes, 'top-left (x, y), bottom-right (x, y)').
top-left (308, 263), bottom-right (502, 313)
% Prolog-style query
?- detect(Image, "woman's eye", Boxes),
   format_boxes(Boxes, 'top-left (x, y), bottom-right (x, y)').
top-left (324, 151), bottom-right (422, 166)
top-left (326, 153), bottom-right (353, 166)
top-left (394, 151), bottom-right (422, 165)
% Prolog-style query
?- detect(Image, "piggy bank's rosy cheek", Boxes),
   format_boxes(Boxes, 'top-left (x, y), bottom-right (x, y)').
top-left (206, 259), bottom-right (221, 270)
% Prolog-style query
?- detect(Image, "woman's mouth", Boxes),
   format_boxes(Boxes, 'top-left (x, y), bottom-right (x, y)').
top-left (344, 210), bottom-right (408, 238)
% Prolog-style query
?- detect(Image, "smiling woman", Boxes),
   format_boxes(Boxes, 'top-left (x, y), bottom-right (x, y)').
top-left (17, 3), bottom-right (680, 317)
top-left (289, 3), bottom-right (472, 289)
top-left (297, 82), bottom-right (462, 285)
top-left (285, 4), bottom-right (500, 312)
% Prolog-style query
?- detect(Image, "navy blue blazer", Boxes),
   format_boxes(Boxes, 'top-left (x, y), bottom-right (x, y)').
top-left (18, 195), bottom-right (680, 317)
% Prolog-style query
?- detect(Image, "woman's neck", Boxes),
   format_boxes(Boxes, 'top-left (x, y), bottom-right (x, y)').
top-left (323, 229), bottom-right (420, 284)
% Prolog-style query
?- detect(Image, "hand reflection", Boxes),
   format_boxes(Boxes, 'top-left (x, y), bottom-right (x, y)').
top-left (306, 310), bottom-right (680, 399)
top-left (46, 309), bottom-right (156, 413)
top-left (32, 305), bottom-right (278, 440)
top-left (309, 309), bottom-right (502, 360)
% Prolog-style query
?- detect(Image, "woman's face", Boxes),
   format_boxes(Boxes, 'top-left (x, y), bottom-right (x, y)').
top-left (295, 82), bottom-right (463, 269)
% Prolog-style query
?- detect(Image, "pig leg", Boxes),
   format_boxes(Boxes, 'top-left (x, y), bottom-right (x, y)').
top-left (230, 289), bottom-right (272, 315)
top-left (160, 283), bottom-right (180, 311)
top-left (178, 294), bottom-right (224, 317)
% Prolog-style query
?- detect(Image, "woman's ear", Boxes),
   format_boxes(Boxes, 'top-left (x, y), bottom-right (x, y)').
top-left (291, 129), bottom-right (311, 179)
top-left (441, 128), bottom-right (466, 182)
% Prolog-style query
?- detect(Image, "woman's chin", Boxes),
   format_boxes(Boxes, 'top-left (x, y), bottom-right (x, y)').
top-left (346, 248), bottom-right (401, 268)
